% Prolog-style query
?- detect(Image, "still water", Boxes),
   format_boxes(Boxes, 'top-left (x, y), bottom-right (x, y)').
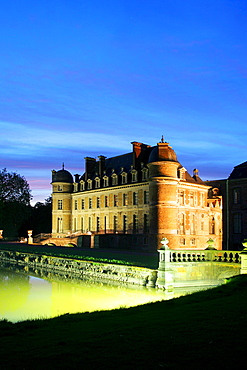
top-left (0, 267), bottom-right (208, 323)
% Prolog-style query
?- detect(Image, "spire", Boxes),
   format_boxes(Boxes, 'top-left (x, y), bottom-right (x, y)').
top-left (62, 162), bottom-right (65, 170)
top-left (161, 135), bottom-right (164, 143)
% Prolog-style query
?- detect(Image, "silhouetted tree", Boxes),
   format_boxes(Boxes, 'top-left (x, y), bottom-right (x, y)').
top-left (29, 197), bottom-right (52, 235)
top-left (0, 169), bottom-right (32, 238)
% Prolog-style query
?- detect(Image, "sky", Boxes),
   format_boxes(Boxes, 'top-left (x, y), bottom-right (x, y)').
top-left (1, 0), bottom-right (247, 205)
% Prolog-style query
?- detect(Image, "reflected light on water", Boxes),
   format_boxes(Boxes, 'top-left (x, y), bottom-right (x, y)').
top-left (0, 268), bottom-right (208, 323)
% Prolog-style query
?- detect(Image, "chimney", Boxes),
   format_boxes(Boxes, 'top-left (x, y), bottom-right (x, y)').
top-left (84, 157), bottom-right (96, 181)
top-left (74, 174), bottom-right (80, 182)
top-left (131, 142), bottom-right (151, 168)
top-left (98, 155), bottom-right (106, 177)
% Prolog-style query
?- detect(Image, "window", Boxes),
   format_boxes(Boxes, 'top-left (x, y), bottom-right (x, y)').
top-left (133, 192), bottom-right (138, 205)
top-left (233, 213), bottom-right (242, 234)
top-left (80, 181), bottom-right (85, 191)
top-left (88, 217), bottom-right (91, 231)
top-left (189, 192), bottom-right (195, 206)
top-left (113, 215), bottom-right (118, 233)
top-left (96, 217), bottom-right (100, 232)
top-left (142, 168), bottom-right (148, 181)
top-left (114, 194), bottom-right (118, 207)
top-left (58, 185), bottom-right (63, 191)
top-left (112, 174), bottom-right (118, 185)
top-left (123, 193), bottom-right (128, 206)
top-left (123, 215), bottom-right (127, 234)
top-left (180, 238), bottom-right (186, 245)
top-left (87, 180), bottom-right (92, 190)
top-left (104, 216), bottom-right (107, 233)
top-left (81, 199), bottom-right (85, 209)
top-left (97, 197), bottom-right (100, 208)
top-left (89, 198), bottom-right (92, 209)
top-left (74, 218), bottom-right (77, 232)
top-left (233, 189), bottom-right (241, 204)
top-left (191, 238), bottom-right (196, 246)
top-left (57, 217), bottom-right (63, 233)
top-left (179, 191), bottom-right (185, 206)
top-left (144, 214), bottom-right (149, 233)
top-left (81, 217), bottom-right (84, 232)
top-left (95, 178), bottom-right (100, 188)
top-left (121, 173), bottom-right (127, 184)
top-left (131, 170), bottom-right (137, 182)
top-left (200, 193), bottom-right (205, 207)
top-left (179, 213), bottom-right (185, 234)
top-left (178, 167), bottom-right (186, 180)
top-left (144, 190), bottom-right (149, 204)
top-left (105, 196), bottom-right (108, 207)
top-left (133, 215), bottom-right (138, 234)
top-left (58, 200), bottom-right (63, 210)
top-left (209, 216), bottom-right (215, 234)
top-left (190, 214), bottom-right (196, 234)
top-left (74, 200), bottom-right (78, 210)
top-left (103, 176), bottom-right (109, 187)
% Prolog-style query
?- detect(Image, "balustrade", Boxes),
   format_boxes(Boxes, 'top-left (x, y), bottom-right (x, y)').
top-left (169, 250), bottom-right (240, 264)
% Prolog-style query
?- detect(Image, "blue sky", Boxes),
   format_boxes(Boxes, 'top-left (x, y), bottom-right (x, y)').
top-left (1, 0), bottom-right (247, 204)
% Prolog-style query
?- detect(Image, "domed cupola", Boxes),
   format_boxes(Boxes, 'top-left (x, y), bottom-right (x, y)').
top-left (52, 164), bottom-right (73, 183)
top-left (148, 136), bottom-right (178, 163)
top-left (147, 137), bottom-right (180, 178)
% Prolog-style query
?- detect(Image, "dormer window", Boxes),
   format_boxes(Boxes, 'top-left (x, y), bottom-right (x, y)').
top-left (95, 177), bottom-right (100, 189)
top-left (121, 172), bottom-right (127, 184)
top-left (73, 183), bottom-right (78, 192)
top-left (141, 168), bottom-right (148, 181)
top-left (87, 179), bottom-right (92, 190)
top-left (103, 175), bottom-right (109, 187)
top-left (131, 169), bottom-right (137, 182)
top-left (112, 173), bottom-right (118, 186)
top-left (80, 180), bottom-right (85, 191)
top-left (178, 167), bottom-right (186, 180)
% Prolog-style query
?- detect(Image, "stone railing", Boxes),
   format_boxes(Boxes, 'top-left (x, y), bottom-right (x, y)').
top-left (169, 250), bottom-right (241, 264)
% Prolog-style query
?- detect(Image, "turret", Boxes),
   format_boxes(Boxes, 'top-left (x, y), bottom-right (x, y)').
top-left (147, 138), bottom-right (180, 249)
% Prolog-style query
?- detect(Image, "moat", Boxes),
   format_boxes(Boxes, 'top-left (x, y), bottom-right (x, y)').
top-left (0, 267), bottom-right (211, 323)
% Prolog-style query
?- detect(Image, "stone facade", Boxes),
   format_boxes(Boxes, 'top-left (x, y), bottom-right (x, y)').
top-left (51, 139), bottom-right (222, 250)
top-left (207, 161), bottom-right (247, 250)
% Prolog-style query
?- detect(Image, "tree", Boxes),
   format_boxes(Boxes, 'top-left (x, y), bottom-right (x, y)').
top-left (0, 168), bottom-right (32, 205)
top-left (0, 169), bottom-right (32, 238)
top-left (27, 197), bottom-right (52, 235)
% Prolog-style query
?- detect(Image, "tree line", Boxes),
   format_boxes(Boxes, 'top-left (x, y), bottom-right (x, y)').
top-left (0, 168), bottom-right (51, 239)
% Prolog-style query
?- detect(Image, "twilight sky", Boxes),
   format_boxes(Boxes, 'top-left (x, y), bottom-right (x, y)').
top-left (1, 0), bottom-right (247, 204)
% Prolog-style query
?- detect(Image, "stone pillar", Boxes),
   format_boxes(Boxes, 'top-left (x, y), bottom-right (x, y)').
top-left (0, 230), bottom-right (3, 239)
top-left (27, 230), bottom-right (33, 244)
top-left (156, 238), bottom-right (174, 290)
top-left (240, 242), bottom-right (247, 274)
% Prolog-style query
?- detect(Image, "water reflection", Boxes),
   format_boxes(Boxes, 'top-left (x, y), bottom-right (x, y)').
top-left (0, 266), bottom-right (210, 323)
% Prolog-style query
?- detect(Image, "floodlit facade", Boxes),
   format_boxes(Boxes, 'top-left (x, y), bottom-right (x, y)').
top-left (51, 139), bottom-right (222, 250)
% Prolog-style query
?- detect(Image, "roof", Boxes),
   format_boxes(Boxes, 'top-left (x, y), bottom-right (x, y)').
top-left (52, 169), bottom-right (74, 183)
top-left (228, 161), bottom-right (247, 180)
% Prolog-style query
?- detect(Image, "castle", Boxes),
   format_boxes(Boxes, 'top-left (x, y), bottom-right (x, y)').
top-left (51, 138), bottom-right (222, 250)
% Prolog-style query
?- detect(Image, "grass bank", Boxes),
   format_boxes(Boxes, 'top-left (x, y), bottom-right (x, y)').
top-left (0, 275), bottom-right (247, 369)
top-left (0, 242), bottom-right (159, 269)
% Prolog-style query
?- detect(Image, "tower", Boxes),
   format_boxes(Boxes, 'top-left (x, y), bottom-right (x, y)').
top-left (51, 167), bottom-right (73, 235)
top-left (147, 139), bottom-right (180, 249)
